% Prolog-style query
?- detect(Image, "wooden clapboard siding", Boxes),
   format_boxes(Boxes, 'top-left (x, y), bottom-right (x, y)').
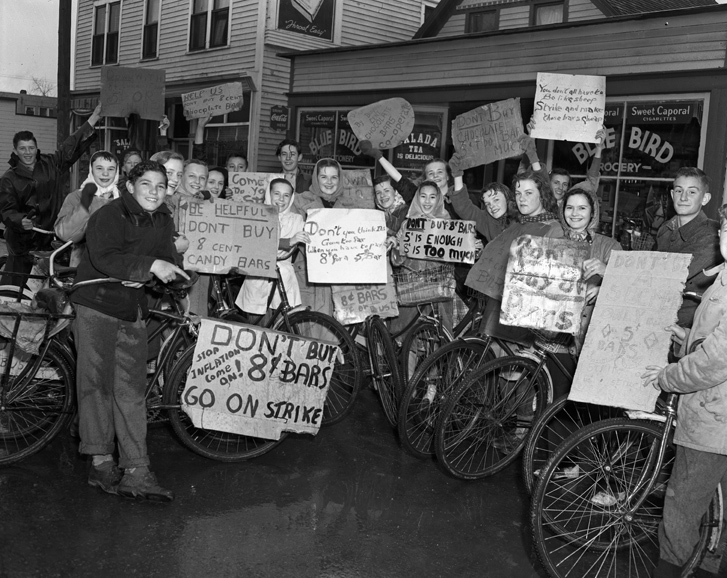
top-left (569, 0), bottom-right (604, 21)
top-left (257, 45), bottom-right (292, 173)
top-left (74, 0), bottom-right (259, 92)
top-left (289, 11), bottom-right (727, 95)
top-left (437, 11), bottom-right (466, 37)
top-left (339, 0), bottom-right (423, 46)
top-left (499, 6), bottom-right (529, 30)
top-left (0, 97), bottom-right (57, 166)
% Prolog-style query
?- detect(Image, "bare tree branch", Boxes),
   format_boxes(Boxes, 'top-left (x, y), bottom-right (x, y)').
top-left (30, 76), bottom-right (57, 97)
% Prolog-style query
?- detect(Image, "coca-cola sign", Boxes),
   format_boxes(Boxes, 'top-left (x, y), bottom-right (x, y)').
top-left (270, 105), bottom-right (289, 131)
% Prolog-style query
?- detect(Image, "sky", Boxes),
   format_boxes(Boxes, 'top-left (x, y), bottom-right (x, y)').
top-left (0, 0), bottom-right (77, 95)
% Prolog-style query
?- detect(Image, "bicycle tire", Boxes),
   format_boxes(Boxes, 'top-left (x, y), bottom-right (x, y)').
top-left (522, 395), bottom-right (624, 494)
top-left (399, 320), bottom-right (449, 384)
top-left (530, 417), bottom-right (716, 578)
top-left (397, 338), bottom-right (492, 459)
top-left (435, 355), bottom-right (549, 479)
top-left (0, 341), bottom-right (75, 465)
top-left (277, 310), bottom-right (362, 426)
top-left (163, 346), bottom-right (285, 462)
top-left (368, 316), bottom-right (403, 428)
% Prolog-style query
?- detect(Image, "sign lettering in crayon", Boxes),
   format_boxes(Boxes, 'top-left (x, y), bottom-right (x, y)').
top-left (331, 263), bottom-right (398, 325)
top-left (337, 169), bottom-right (375, 210)
top-left (347, 98), bottom-right (415, 150)
top-left (182, 318), bottom-right (340, 440)
top-left (500, 236), bottom-right (590, 335)
top-left (228, 172), bottom-right (285, 204)
top-left (531, 72), bottom-right (606, 143)
top-left (568, 251), bottom-right (691, 411)
top-left (179, 199), bottom-right (279, 277)
top-left (402, 218), bottom-right (478, 264)
top-left (182, 83), bottom-right (244, 120)
top-left (100, 66), bottom-right (165, 120)
top-left (451, 98), bottom-right (525, 169)
top-left (304, 209), bottom-right (387, 284)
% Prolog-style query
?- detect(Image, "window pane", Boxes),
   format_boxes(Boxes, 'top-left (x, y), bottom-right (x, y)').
top-left (91, 34), bottom-right (104, 65)
top-left (143, 22), bottom-right (158, 58)
top-left (94, 5), bottom-right (106, 32)
top-left (467, 11), bottom-right (497, 33)
top-left (535, 4), bottom-right (563, 26)
top-left (146, 0), bottom-right (160, 24)
top-left (210, 8), bottom-right (228, 47)
top-left (214, 0), bottom-right (230, 8)
top-left (108, 2), bottom-right (120, 32)
top-left (105, 31), bottom-right (119, 63)
top-left (193, 0), bottom-right (208, 14)
top-left (189, 12), bottom-right (207, 50)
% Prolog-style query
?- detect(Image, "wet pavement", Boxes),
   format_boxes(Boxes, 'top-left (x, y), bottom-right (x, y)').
top-left (2, 388), bottom-right (551, 577)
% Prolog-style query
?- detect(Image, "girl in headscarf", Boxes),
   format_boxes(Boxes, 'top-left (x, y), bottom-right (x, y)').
top-left (374, 174), bottom-right (408, 251)
top-left (54, 150), bottom-right (120, 266)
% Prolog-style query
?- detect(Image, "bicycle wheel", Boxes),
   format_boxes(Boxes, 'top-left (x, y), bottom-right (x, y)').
top-left (522, 396), bottom-right (624, 494)
top-left (148, 328), bottom-right (195, 426)
top-left (435, 355), bottom-right (549, 479)
top-left (0, 341), bottom-right (75, 465)
top-left (368, 316), bottom-right (402, 427)
top-left (530, 417), bottom-right (717, 578)
top-left (277, 310), bottom-right (362, 426)
top-left (163, 347), bottom-right (284, 461)
top-left (399, 320), bottom-right (449, 383)
top-left (398, 338), bottom-right (492, 459)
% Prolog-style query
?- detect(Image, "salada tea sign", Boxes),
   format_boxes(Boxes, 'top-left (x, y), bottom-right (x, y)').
top-left (178, 199), bottom-right (279, 277)
top-left (500, 236), bottom-right (590, 335)
top-left (182, 318), bottom-right (340, 440)
top-left (569, 251), bottom-right (691, 411)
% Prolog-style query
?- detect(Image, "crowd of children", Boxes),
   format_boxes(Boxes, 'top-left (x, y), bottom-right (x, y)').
top-left (2, 106), bottom-right (725, 576)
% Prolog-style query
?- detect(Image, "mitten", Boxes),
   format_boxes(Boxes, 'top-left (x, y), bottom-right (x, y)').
top-left (359, 140), bottom-right (382, 159)
top-left (80, 183), bottom-right (98, 211)
top-left (518, 134), bottom-right (540, 165)
top-left (448, 152), bottom-right (465, 178)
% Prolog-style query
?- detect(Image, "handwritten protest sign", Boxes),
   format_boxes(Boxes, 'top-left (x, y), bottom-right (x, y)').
top-left (451, 98), bottom-right (525, 170)
top-left (305, 208), bottom-right (387, 284)
top-left (179, 199), bottom-right (279, 277)
top-left (331, 263), bottom-right (398, 325)
top-left (100, 66), bottom-right (165, 120)
top-left (228, 172), bottom-right (285, 204)
top-left (182, 83), bottom-right (244, 120)
top-left (347, 98), bottom-right (415, 150)
top-left (402, 218), bottom-right (477, 265)
top-left (531, 72), bottom-right (606, 143)
top-left (182, 318), bottom-right (339, 440)
top-left (337, 169), bottom-right (375, 209)
top-left (500, 236), bottom-right (590, 335)
top-left (568, 251), bottom-right (691, 411)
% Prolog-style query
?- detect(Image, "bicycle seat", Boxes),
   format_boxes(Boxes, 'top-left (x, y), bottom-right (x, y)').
top-left (54, 265), bottom-right (77, 277)
top-left (28, 250), bottom-right (54, 260)
top-left (148, 270), bottom-right (199, 294)
top-left (35, 288), bottom-right (69, 316)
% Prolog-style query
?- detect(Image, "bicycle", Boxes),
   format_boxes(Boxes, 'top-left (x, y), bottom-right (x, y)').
top-left (207, 267), bottom-right (363, 426)
top-left (529, 392), bottom-right (724, 578)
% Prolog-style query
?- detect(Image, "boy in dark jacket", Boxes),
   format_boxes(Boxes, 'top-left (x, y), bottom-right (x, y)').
top-left (72, 161), bottom-right (188, 501)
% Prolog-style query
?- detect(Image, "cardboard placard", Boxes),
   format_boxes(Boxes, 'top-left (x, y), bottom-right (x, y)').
top-left (182, 318), bottom-right (339, 440)
top-left (179, 199), bottom-right (279, 277)
top-left (228, 172), bottom-right (285, 204)
top-left (182, 83), bottom-right (244, 120)
top-left (451, 98), bottom-right (525, 170)
top-left (500, 236), bottom-right (590, 335)
top-left (337, 169), bottom-right (375, 209)
top-left (331, 264), bottom-right (398, 325)
top-left (402, 218), bottom-right (478, 264)
top-left (347, 98), bottom-right (415, 150)
top-left (531, 72), bottom-right (606, 143)
top-left (568, 251), bottom-right (691, 412)
top-left (100, 66), bottom-right (165, 120)
top-left (304, 208), bottom-right (387, 284)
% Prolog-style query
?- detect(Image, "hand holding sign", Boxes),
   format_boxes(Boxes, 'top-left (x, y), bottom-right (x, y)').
top-left (347, 98), bottom-right (415, 150)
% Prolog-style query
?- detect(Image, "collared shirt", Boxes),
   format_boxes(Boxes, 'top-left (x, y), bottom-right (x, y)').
top-left (656, 210), bottom-right (721, 326)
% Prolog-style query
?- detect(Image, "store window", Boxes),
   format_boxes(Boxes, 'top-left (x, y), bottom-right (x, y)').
top-left (189, 0), bottom-right (230, 52)
top-left (200, 94), bottom-right (251, 164)
top-left (296, 106), bottom-right (448, 177)
top-left (91, 1), bottom-right (121, 66)
top-left (142, 0), bottom-right (161, 59)
top-left (550, 96), bottom-right (707, 248)
top-left (466, 10), bottom-right (498, 34)
top-left (532, 1), bottom-right (564, 26)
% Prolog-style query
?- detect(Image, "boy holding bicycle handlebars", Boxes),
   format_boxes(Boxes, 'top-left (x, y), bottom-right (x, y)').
top-left (72, 161), bottom-right (188, 502)
top-left (642, 202), bottom-right (727, 577)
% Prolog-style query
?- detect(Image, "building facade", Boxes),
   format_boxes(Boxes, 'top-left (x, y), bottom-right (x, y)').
top-left (0, 92), bottom-right (58, 168)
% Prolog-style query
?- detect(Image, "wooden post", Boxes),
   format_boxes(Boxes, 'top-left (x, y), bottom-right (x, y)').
top-left (56, 0), bottom-right (72, 147)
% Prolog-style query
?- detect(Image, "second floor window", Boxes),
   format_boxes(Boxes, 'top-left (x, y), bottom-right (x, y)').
top-left (466, 10), bottom-right (497, 34)
top-left (142, 0), bottom-right (161, 59)
top-left (91, 1), bottom-right (121, 65)
top-left (533, 2), bottom-right (564, 26)
top-left (189, 0), bottom-right (230, 52)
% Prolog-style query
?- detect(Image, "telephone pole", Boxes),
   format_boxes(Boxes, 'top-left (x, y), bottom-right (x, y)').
top-left (57, 0), bottom-right (72, 147)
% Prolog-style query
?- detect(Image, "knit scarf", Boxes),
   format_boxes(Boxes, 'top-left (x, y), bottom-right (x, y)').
top-left (519, 211), bottom-right (557, 224)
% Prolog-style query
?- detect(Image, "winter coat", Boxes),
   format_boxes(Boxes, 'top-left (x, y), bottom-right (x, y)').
top-left (659, 264), bottom-right (727, 455)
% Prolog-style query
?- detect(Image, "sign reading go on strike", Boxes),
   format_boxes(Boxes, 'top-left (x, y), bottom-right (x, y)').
top-left (228, 172), bottom-right (285, 204)
top-left (182, 82), bottom-right (244, 120)
top-left (178, 199), bottom-right (279, 277)
top-left (531, 72), bottom-right (606, 143)
top-left (451, 98), bottom-right (525, 170)
top-left (100, 66), bottom-right (165, 120)
top-left (305, 208), bottom-right (387, 284)
top-left (402, 218), bottom-right (478, 264)
top-left (500, 236), bottom-right (590, 335)
top-left (347, 98), bottom-right (415, 150)
top-left (182, 318), bottom-right (340, 440)
top-left (569, 251), bottom-right (691, 411)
